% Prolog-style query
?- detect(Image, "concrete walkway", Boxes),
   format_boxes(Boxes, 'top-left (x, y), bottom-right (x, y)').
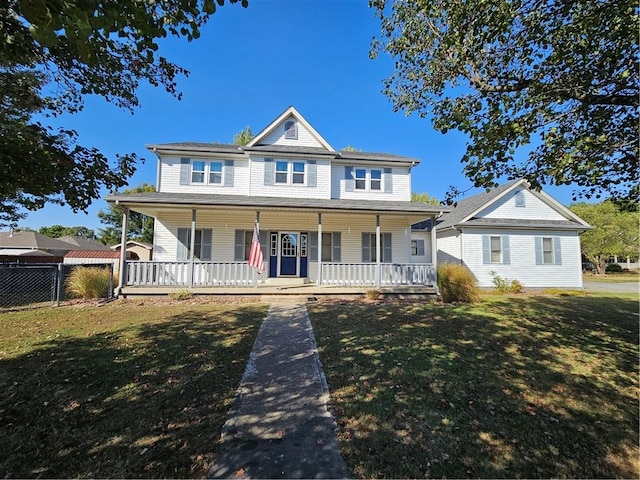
top-left (209, 304), bottom-right (349, 479)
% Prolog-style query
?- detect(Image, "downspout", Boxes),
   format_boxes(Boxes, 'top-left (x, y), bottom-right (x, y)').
top-left (451, 224), bottom-right (464, 266)
top-left (152, 147), bottom-right (161, 191)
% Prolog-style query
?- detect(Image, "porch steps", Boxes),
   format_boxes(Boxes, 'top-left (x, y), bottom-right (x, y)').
top-left (264, 278), bottom-right (309, 286)
top-left (260, 294), bottom-right (317, 304)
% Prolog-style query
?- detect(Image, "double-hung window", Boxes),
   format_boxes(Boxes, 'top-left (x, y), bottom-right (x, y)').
top-left (370, 169), bottom-right (382, 190)
top-left (275, 161), bottom-right (289, 184)
top-left (411, 239), bottom-right (425, 256)
top-left (355, 169), bottom-right (367, 190)
top-left (191, 161), bottom-right (206, 183)
top-left (490, 236), bottom-right (502, 263)
top-left (209, 161), bottom-right (223, 184)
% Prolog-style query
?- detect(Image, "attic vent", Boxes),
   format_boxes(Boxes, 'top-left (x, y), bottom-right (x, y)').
top-left (284, 120), bottom-right (297, 139)
top-left (514, 190), bottom-right (525, 207)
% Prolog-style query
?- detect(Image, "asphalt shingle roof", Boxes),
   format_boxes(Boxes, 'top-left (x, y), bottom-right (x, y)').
top-left (107, 192), bottom-right (449, 215)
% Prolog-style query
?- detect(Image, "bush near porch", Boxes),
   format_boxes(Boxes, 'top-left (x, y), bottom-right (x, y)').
top-left (309, 293), bottom-right (639, 479)
top-left (0, 301), bottom-right (267, 478)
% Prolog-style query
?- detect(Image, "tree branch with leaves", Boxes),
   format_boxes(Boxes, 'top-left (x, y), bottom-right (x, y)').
top-left (371, 0), bottom-right (638, 205)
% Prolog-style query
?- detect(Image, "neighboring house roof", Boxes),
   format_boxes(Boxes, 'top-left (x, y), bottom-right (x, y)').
top-left (106, 192), bottom-right (449, 216)
top-left (436, 179), bottom-right (591, 231)
top-left (110, 240), bottom-right (153, 251)
top-left (0, 248), bottom-right (54, 256)
top-left (0, 231), bottom-right (84, 251)
top-left (65, 250), bottom-right (121, 259)
top-left (58, 236), bottom-right (111, 250)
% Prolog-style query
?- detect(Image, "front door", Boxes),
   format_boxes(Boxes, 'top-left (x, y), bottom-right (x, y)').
top-left (279, 233), bottom-right (298, 276)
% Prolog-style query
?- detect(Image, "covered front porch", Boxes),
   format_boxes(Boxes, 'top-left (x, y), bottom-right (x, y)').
top-left (107, 192), bottom-right (446, 295)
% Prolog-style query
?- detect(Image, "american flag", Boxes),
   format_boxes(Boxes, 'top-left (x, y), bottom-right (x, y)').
top-left (248, 223), bottom-right (264, 274)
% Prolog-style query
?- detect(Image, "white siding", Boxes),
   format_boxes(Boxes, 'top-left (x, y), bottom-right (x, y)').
top-left (261, 115), bottom-right (327, 148)
top-left (478, 187), bottom-right (566, 220)
top-left (410, 231), bottom-right (432, 263)
top-left (158, 156), bottom-right (250, 195)
top-left (436, 230), bottom-right (462, 265)
top-left (249, 157), bottom-right (331, 199)
top-left (330, 165), bottom-right (411, 201)
top-left (462, 228), bottom-right (583, 288)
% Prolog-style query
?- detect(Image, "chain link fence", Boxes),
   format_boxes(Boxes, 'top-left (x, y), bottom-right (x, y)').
top-left (0, 263), bottom-right (114, 310)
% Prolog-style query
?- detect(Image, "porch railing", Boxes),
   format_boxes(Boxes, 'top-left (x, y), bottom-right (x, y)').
top-left (321, 263), bottom-right (436, 287)
top-left (125, 261), bottom-right (258, 287)
top-left (124, 261), bottom-right (436, 288)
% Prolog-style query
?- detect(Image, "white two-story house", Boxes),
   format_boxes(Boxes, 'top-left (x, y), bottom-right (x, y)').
top-left (107, 106), bottom-right (446, 294)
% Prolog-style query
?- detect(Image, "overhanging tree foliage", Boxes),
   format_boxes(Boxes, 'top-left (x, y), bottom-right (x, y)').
top-left (371, 0), bottom-right (639, 204)
top-left (0, 0), bottom-right (247, 227)
top-left (98, 184), bottom-right (156, 245)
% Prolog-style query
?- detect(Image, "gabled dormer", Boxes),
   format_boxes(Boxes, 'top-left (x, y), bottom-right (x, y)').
top-left (246, 106), bottom-right (335, 151)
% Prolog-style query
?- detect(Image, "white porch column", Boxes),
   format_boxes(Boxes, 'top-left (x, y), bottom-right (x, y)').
top-left (317, 213), bottom-right (323, 286)
top-left (431, 214), bottom-right (438, 291)
top-left (189, 209), bottom-right (196, 288)
top-left (376, 214), bottom-right (381, 288)
top-left (254, 211), bottom-right (260, 287)
top-left (117, 206), bottom-right (129, 295)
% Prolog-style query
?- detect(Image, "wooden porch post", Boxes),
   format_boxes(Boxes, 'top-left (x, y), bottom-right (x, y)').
top-left (189, 209), bottom-right (196, 288)
top-left (117, 206), bottom-right (129, 295)
top-left (431, 214), bottom-right (439, 292)
top-left (376, 214), bottom-right (381, 288)
top-left (317, 213), bottom-right (322, 286)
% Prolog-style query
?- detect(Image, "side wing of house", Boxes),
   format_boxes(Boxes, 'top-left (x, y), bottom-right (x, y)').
top-left (438, 181), bottom-right (590, 289)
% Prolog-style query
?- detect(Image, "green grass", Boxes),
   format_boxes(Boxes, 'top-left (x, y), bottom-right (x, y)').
top-left (0, 300), bottom-right (267, 478)
top-left (584, 272), bottom-right (640, 283)
top-left (309, 293), bottom-right (639, 479)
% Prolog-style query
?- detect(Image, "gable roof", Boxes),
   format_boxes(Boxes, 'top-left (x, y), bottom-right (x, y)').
top-left (246, 106), bottom-right (335, 151)
top-left (0, 231), bottom-right (83, 251)
top-left (437, 179), bottom-right (591, 230)
top-left (58, 236), bottom-right (110, 250)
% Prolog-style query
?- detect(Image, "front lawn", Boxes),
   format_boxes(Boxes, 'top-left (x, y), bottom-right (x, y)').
top-left (309, 293), bottom-right (639, 479)
top-left (0, 300), bottom-right (267, 478)
top-left (584, 272), bottom-right (640, 283)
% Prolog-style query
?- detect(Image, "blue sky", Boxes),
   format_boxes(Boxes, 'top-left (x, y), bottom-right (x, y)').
top-left (18, 0), bottom-right (579, 233)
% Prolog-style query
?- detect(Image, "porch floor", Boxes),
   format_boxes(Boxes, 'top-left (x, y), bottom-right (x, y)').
top-left (118, 283), bottom-right (438, 300)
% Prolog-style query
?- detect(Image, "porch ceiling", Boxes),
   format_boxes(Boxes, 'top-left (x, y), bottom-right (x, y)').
top-left (106, 192), bottom-right (448, 219)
